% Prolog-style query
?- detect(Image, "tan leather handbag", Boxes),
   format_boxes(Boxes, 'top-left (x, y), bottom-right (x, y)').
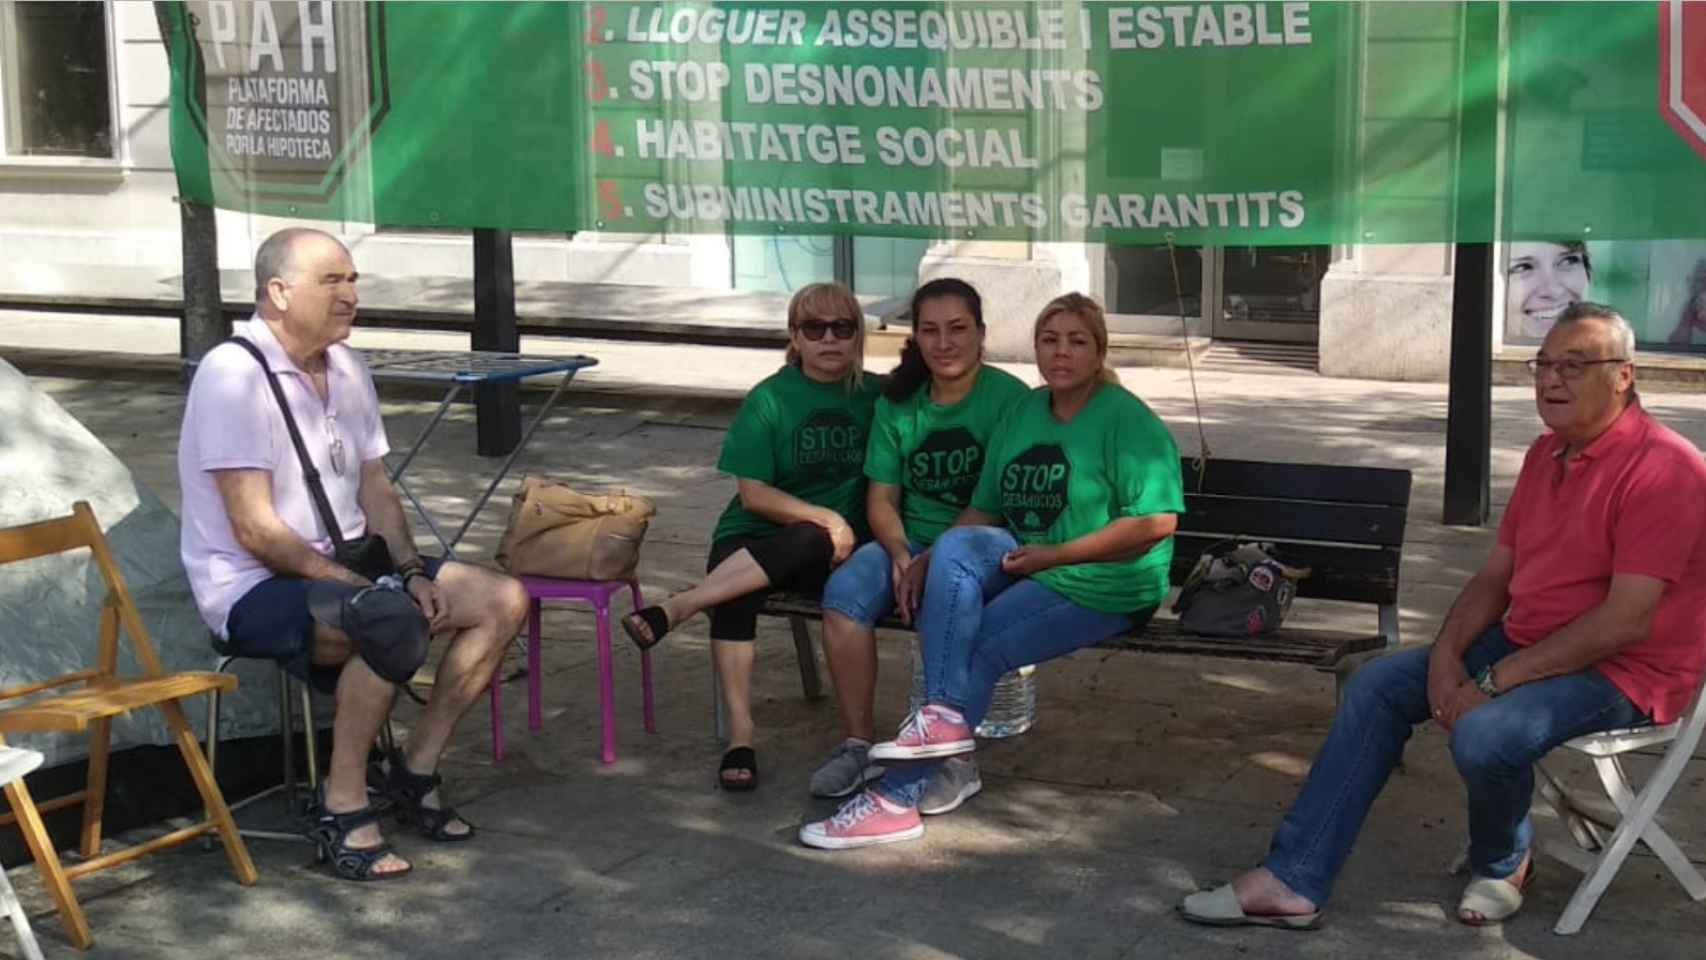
top-left (495, 475), bottom-right (656, 581)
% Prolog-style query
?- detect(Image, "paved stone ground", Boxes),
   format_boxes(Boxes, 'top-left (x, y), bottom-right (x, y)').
top-left (1, 316), bottom-right (1703, 959)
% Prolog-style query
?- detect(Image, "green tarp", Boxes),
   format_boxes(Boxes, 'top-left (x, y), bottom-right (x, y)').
top-left (162, 1), bottom-right (1706, 245)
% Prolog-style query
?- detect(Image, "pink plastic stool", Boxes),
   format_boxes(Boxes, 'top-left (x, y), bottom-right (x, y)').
top-left (489, 576), bottom-right (654, 764)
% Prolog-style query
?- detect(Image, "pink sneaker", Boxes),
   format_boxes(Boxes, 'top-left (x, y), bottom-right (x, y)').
top-left (869, 705), bottom-right (975, 761)
top-left (798, 790), bottom-right (924, 850)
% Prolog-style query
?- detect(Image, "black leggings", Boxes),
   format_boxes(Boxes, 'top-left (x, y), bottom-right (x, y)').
top-left (705, 522), bottom-right (836, 641)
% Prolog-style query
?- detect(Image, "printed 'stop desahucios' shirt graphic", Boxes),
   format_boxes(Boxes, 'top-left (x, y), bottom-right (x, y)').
top-left (864, 365), bottom-right (1030, 546)
top-left (970, 383), bottom-right (1185, 612)
top-left (712, 364), bottom-right (885, 543)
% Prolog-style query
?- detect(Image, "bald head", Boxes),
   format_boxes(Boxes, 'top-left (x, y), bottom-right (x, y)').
top-left (252, 227), bottom-right (360, 354)
top-left (1534, 301), bottom-right (1638, 447)
top-left (254, 227), bottom-right (347, 307)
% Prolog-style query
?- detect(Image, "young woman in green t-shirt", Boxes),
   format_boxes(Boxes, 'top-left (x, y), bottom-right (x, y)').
top-left (802, 292), bottom-right (1185, 848)
top-left (620, 282), bottom-right (883, 791)
top-left (809, 278), bottom-right (1029, 802)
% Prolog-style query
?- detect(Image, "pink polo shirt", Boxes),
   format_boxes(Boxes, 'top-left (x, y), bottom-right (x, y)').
top-left (177, 318), bottom-right (390, 635)
top-left (1498, 404), bottom-right (1706, 723)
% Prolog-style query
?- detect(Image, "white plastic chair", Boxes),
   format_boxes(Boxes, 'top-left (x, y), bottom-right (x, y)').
top-left (1535, 671), bottom-right (1706, 935)
top-left (0, 745), bottom-right (46, 960)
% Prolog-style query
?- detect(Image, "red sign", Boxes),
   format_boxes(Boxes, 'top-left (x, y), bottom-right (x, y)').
top-left (1659, 0), bottom-right (1706, 161)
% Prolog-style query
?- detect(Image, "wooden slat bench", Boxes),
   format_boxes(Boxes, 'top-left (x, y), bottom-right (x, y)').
top-left (755, 457), bottom-right (1412, 716)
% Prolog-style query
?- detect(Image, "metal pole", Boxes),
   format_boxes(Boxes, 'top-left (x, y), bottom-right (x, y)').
top-left (386, 384), bottom-right (463, 482)
top-left (1442, 1), bottom-right (1501, 526)
top-left (1444, 242), bottom-right (1493, 525)
top-left (473, 228), bottom-right (520, 456)
top-left (445, 370), bottom-right (578, 551)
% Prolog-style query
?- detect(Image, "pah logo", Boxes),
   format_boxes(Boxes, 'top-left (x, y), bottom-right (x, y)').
top-left (909, 426), bottom-right (982, 506)
top-left (180, 1), bottom-right (390, 201)
top-left (999, 444), bottom-right (1071, 534)
top-left (1660, 1), bottom-right (1706, 161)
top-left (794, 410), bottom-right (864, 480)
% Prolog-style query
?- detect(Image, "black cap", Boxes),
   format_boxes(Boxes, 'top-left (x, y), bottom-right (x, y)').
top-left (305, 581), bottom-right (430, 684)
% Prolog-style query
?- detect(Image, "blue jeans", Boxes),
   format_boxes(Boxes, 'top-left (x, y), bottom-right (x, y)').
top-left (821, 539), bottom-right (924, 628)
top-left (1263, 624), bottom-right (1647, 906)
top-left (877, 526), bottom-right (1141, 808)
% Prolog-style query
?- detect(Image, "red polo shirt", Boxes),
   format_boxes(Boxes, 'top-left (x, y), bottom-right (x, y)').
top-left (1497, 403), bottom-right (1706, 723)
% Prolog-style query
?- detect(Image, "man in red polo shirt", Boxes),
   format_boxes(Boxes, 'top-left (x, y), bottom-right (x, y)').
top-left (1179, 302), bottom-right (1706, 931)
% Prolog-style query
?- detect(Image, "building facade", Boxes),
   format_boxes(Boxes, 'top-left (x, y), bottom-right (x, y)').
top-left (3, 2), bottom-right (1701, 376)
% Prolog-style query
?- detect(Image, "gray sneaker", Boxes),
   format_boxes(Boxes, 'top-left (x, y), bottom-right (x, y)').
top-left (919, 756), bottom-right (982, 815)
top-left (810, 738), bottom-right (884, 798)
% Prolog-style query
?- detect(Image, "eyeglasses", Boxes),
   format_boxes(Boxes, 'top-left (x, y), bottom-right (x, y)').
top-left (1525, 357), bottom-right (1629, 380)
top-left (795, 318), bottom-right (858, 341)
top-left (324, 414), bottom-right (346, 476)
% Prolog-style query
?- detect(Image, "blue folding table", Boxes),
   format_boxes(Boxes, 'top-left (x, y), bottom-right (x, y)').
top-left (359, 349), bottom-right (598, 560)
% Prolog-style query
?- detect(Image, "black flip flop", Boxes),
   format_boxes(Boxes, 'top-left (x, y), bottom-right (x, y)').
top-left (621, 606), bottom-right (671, 651)
top-left (718, 746), bottom-right (758, 792)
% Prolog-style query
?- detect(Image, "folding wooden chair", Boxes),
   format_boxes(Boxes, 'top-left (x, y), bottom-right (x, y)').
top-left (0, 501), bottom-right (257, 950)
top-left (1536, 669), bottom-right (1706, 935)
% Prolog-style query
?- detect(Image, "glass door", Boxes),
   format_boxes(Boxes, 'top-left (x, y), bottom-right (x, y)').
top-left (732, 234), bottom-right (927, 300)
top-left (1104, 244), bottom-right (1212, 335)
top-left (1214, 245), bottom-right (1330, 342)
top-left (732, 235), bottom-right (837, 292)
top-left (852, 237), bottom-right (931, 300)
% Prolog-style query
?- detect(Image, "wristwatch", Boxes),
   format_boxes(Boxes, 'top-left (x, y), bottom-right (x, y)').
top-left (1474, 665), bottom-right (1501, 697)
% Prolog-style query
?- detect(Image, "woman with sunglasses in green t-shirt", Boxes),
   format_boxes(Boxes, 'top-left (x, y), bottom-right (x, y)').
top-left (621, 282), bottom-right (883, 791)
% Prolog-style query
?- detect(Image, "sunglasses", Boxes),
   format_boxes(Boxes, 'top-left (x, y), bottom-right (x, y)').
top-left (324, 414), bottom-right (346, 477)
top-left (795, 318), bottom-right (859, 341)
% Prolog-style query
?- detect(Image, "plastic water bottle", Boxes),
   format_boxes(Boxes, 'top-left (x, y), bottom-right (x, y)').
top-left (975, 665), bottom-right (1037, 739)
top-left (908, 641), bottom-right (927, 714)
top-left (907, 640), bottom-right (1037, 740)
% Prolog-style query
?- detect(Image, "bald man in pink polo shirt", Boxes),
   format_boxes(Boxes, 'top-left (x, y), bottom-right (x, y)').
top-left (1182, 302), bottom-right (1706, 931)
top-left (179, 228), bottom-right (529, 882)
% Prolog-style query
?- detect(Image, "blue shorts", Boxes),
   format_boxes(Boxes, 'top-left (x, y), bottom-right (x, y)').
top-left (220, 556), bottom-right (445, 694)
top-left (820, 539), bottom-right (925, 628)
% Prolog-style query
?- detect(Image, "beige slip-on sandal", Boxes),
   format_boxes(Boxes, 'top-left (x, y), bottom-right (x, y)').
top-left (1456, 863), bottom-right (1536, 926)
top-left (1178, 884), bottom-right (1322, 931)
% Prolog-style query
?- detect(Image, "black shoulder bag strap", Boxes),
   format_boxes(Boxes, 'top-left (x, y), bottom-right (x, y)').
top-left (221, 336), bottom-right (350, 550)
top-left (221, 337), bottom-right (422, 702)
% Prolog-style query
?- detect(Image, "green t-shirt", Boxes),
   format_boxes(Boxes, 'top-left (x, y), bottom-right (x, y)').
top-left (970, 382), bottom-right (1185, 613)
top-left (864, 365), bottom-right (1031, 547)
top-left (711, 364), bottom-right (885, 543)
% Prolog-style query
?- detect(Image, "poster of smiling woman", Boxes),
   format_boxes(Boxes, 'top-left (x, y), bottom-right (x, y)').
top-left (1497, 239), bottom-right (1706, 352)
top-left (1501, 238), bottom-right (1706, 352)
top-left (1504, 241), bottom-right (1592, 342)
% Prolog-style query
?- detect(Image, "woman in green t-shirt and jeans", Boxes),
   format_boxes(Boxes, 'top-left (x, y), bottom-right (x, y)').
top-left (808, 278), bottom-right (1029, 801)
top-left (621, 282), bottom-right (883, 791)
top-left (801, 292), bottom-right (1185, 848)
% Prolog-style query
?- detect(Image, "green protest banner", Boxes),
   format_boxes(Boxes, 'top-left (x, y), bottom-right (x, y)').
top-left (161, 1), bottom-right (1706, 245)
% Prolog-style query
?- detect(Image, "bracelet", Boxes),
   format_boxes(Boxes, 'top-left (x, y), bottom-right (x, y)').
top-left (396, 560), bottom-right (428, 581)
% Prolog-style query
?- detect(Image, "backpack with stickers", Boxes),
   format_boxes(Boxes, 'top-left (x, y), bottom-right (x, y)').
top-left (1171, 541), bottom-right (1310, 637)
